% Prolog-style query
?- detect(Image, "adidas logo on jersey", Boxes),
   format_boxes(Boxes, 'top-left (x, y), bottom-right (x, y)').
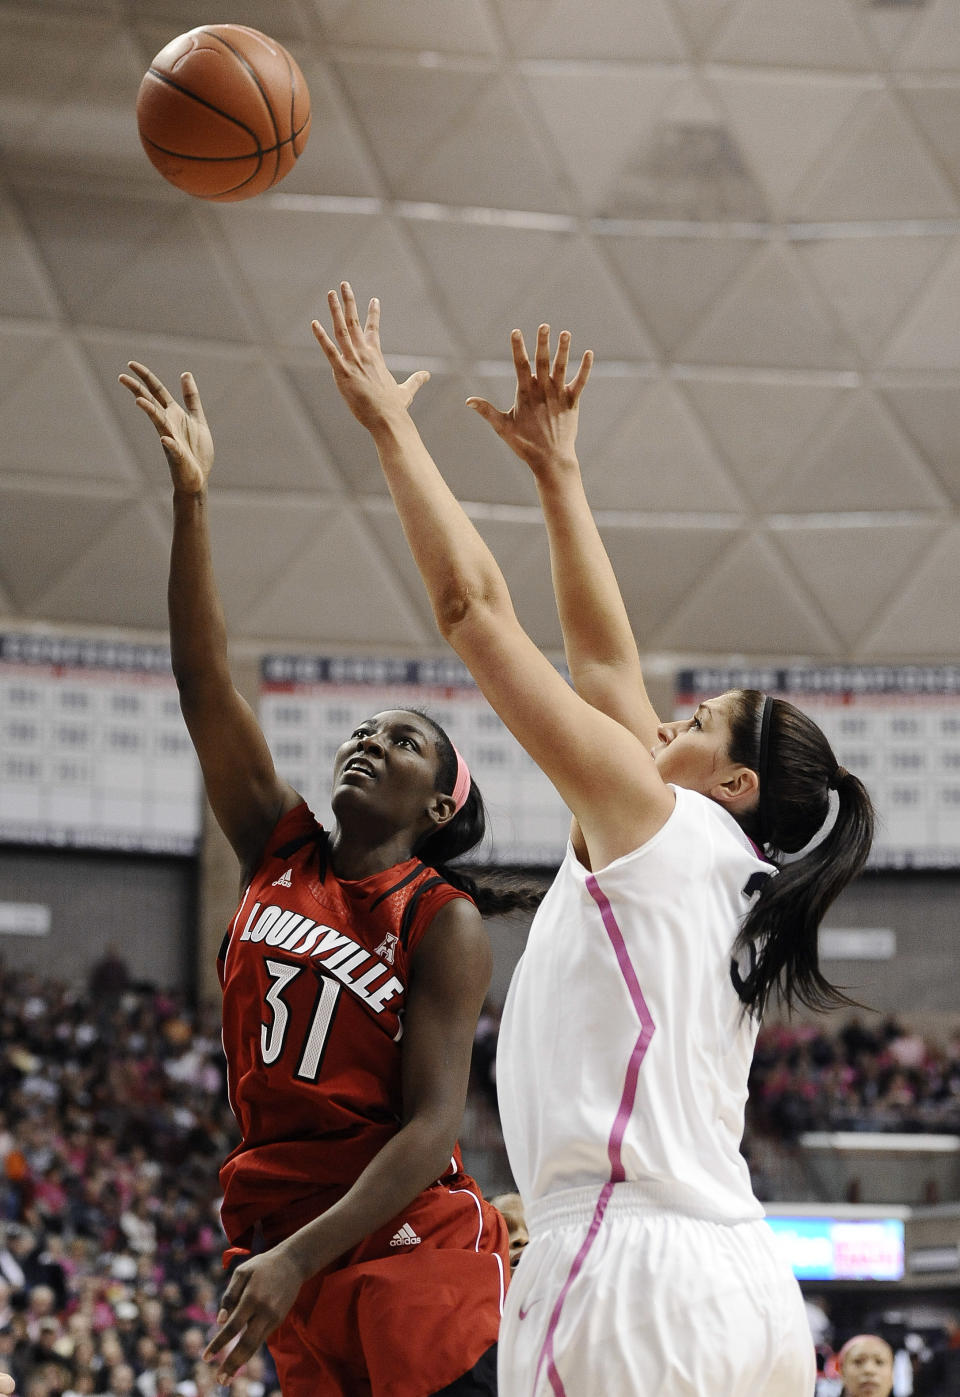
top-left (389, 1222), bottom-right (421, 1247)
top-left (272, 869), bottom-right (293, 888)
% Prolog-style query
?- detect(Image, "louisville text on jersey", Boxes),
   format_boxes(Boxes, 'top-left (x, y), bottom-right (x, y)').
top-left (238, 901), bottom-right (403, 1014)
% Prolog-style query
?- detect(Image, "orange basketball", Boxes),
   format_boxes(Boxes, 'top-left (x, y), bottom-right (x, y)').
top-left (136, 25), bottom-right (311, 202)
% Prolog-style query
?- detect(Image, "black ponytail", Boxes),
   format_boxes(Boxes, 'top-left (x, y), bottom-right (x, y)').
top-left (726, 690), bottom-right (875, 1017)
top-left (411, 710), bottom-right (544, 918)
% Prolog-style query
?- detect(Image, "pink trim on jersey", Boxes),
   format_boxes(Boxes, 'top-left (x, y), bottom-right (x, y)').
top-left (534, 873), bottom-right (656, 1397)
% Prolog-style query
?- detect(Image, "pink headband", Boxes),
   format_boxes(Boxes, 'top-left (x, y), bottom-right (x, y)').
top-left (450, 745), bottom-right (471, 814)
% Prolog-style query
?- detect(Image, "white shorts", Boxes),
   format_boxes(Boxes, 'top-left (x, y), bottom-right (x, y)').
top-left (498, 1183), bottom-right (815, 1397)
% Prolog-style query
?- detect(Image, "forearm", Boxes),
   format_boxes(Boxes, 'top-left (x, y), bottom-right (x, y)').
top-left (281, 1116), bottom-right (454, 1278)
top-left (369, 411), bottom-right (512, 635)
top-left (168, 490), bottom-right (230, 690)
top-left (535, 460), bottom-right (660, 741)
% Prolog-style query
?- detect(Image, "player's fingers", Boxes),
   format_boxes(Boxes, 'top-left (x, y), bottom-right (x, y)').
top-left (118, 372), bottom-right (144, 398)
top-left (401, 370), bottom-right (430, 401)
top-left (466, 397), bottom-right (507, 435)
top-left (202, 1308), bottom-right (244, 1361)
top-left (0, 1372), bottom-right (14, 1394)
top-left (340, 281), bottom-right (364, 348)
top-left (326, 289), bottom-right (353, 358)
top-left (365, 296), bottom-right (381, 341)
top-left (552, 330), bottom-right (571, 385)
top-left (534, 324), bottom-right (552, 387)
top-left (132, 394), bottom-right (169, 432)
top-left (510, 329), bottom-right (533, 386)
top-left (127, 361), bottom-right (174, 407)
top-left (311, 318), bottom-right (343, 368)
top-left (180, 371), bottom-right (206, 420)
top-left (214, 1322), bottom-right (269, 1384)
top-left (568, 348), bottom-right (594, 403)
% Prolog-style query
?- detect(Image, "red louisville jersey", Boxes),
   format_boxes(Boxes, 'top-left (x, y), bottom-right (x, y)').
top-left (217, 802), bottom-right (474, 1242)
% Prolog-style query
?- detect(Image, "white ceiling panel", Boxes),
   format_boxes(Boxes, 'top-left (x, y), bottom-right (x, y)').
top-left (597, 379), bottom-right (744, 512)
top-left (602, 232), bottom-right (761, 354)
top-left (881, 243), bottom-right (960, 372)
top-left (244, 505), bottom-right (429, 647)
top-left (656, 531), bottom-right (839, 655)
top-left (597, 519), bottom-right (742, 640)
top-left (897, 80), bottom-right (960, 202)
top-left (681, 376), bottom-right (846, 507)
top-left (897, 0), bottom-right (960, 72)
top-left (495, 0), bottom-right (686, 63)
top-left (880, 381), bottom-right (960, 506)
top-left (0, 486), bottom-right (127, 610)
top-left (0, 332), bottom-right (139, 484)
top-left (389, 76), bottom-right (570, 213)
top-left (857, 1), bottom-right (924, 60)
top-left (772, 519), bottom-right (942, 651)
top-left (769, 390), bottom-right (948, 514)
top-left (796, 234), bottom-right (953, 361)
top-left (708, 70), bottom-right (869, 218)
top-left (709, 0), bottom-right (876, 71)
top-left (677, 244), bottom-right (858, 370)
top-left (316, 0), bottom-right (497, 54)
top-left (1, 0), bottom-right (960, 667)
top-left (523, 62), bottom-right (685, 215)
top-left (33, 501), bottom-right (171, 631)
top-left (862, 525), bottom-right (960, 659)
top-left (795, 89), bottom-right (960, 223)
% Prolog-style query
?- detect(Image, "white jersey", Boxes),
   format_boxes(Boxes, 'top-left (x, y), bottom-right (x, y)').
top-left (496, 785), bottom-right (769, 1221)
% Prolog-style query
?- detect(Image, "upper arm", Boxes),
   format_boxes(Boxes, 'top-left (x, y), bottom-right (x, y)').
top-left (572, 657), bottom-right (661, 751)
top-left (178, 675), bottom-right (301, 873)
top-left (444, 601), bottom-right (674, 868)
top-left (400, 899), bottom-right (492, 1138)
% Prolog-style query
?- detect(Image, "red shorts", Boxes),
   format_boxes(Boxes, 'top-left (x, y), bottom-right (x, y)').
top-left (241, 1175), bottom-right (508, 1397)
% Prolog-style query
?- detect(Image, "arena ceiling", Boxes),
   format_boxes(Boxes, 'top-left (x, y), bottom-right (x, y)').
top-left (4, 0), bottom-right (960, 666)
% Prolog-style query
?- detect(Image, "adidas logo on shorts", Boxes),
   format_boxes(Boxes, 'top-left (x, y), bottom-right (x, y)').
top-left (389, 1222), bottom-right (421, 1247)
top-left (272, 868), bottom-right (293, 888)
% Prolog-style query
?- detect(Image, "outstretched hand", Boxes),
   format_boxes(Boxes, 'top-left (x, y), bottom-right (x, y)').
top-left (202, 1244), bottom-right (308, 1385)
top-left (467, 325), bottom-right (592, 477)
top-left (312, 283), bottom-right (430, 429)
top-left (118, 362), bottom-right (214, 494)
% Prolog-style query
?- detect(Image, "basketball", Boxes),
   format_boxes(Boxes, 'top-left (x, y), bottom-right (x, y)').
top-left (136, 25), bottom-right (311, 202)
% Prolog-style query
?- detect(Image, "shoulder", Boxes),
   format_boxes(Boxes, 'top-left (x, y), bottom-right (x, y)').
top-left (411, 895), bottom-right (490, 979)
top-left (240, 800), bottom-right (320, 886)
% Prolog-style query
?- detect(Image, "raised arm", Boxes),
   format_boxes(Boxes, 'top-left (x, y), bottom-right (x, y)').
top-left (118, 364), bottom-right (298, 878)
top-left (312, 286), bottom-right (674, 872)
top-left (467, 325), bottom-right (660, 750)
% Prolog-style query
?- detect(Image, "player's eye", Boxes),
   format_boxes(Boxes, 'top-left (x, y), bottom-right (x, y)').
top-left (690, 714), bottom-right (702, 731)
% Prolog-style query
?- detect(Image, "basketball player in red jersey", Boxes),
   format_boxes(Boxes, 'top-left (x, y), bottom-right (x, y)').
top-left (119, 361), bottom-right (522, 1396)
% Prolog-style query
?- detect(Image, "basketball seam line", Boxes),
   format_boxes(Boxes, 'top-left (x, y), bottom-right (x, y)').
top-left (140, 124), bottom-right (309, 163)
top-left (200, 28), bottom-right (283, 183)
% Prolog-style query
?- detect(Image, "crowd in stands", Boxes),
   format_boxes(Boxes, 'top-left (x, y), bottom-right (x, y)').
top-left (746, 1016), bottom-right (960, 1142)
top-left (0, 957), bottom-right (277, 1397)
top-left (4, 952), bottom-right (960, 1397)
top-left (475, 1002), bottom-right (960, 1151)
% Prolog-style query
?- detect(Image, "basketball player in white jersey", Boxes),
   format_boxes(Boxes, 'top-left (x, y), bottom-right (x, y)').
top-left (314, 285), bottom-right (875, 1397)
